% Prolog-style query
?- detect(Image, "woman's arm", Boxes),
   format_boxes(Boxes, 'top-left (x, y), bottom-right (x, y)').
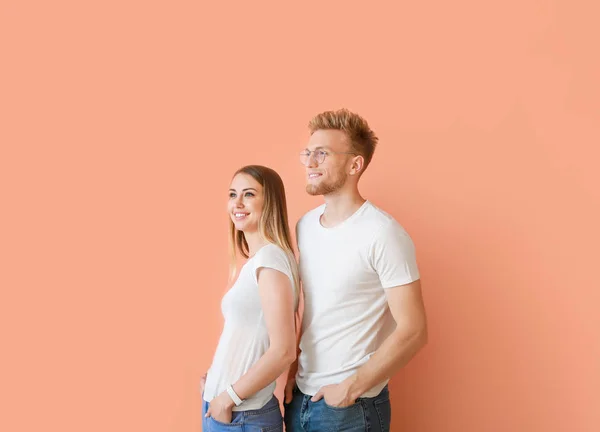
top-left (205, 267), bottom-right (296, 422)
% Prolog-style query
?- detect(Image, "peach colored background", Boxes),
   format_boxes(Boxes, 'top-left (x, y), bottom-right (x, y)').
top-left (2, 1), bottom-right (599, 431)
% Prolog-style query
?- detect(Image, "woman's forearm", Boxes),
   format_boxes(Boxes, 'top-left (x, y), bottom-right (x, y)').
top-left (231, 345), bottom-right (296, 401)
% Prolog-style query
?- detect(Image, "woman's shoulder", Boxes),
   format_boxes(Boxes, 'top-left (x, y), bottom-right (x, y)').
top-left (255, 243), bottom-right (289, 261)
top-left (253, 243), bottom-right (298, 270)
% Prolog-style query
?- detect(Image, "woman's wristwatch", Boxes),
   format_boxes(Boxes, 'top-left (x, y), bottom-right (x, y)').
top-left (226, 385), bottom-right (244, 406)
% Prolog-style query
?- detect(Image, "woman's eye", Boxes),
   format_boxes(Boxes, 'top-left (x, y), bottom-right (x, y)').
top-left (245, 192), bottom-right (255, 197)
top-left (229, 193), bottom-right (236, 198)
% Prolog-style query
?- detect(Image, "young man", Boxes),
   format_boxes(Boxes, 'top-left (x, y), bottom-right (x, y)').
top-left (284, 109), bottom-right (428, 432)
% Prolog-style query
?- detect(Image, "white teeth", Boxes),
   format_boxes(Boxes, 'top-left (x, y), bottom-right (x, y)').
top-left (234, 213), bottom-right (247, 218)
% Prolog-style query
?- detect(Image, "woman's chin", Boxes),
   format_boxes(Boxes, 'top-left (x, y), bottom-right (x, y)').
top-left (233, 222), bottom-right (255, 233)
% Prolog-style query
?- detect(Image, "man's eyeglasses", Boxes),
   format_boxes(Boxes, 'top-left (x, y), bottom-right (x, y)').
top-left (299, 149), bottom-right (357, 165)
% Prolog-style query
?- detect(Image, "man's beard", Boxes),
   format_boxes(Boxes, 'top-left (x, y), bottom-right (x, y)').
top-left (306, 173), bottom-right (347, 196)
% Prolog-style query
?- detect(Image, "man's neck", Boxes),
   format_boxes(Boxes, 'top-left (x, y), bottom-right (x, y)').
top-left (321, 189), bottom-right (366, 228)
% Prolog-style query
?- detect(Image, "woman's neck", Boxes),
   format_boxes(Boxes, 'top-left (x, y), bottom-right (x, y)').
top-left (244, 230), bottom-right (268, 257)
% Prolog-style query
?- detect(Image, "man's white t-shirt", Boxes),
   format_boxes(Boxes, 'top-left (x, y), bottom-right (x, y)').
top-left (295, 200), bottom-right (420, 398)
top-left (203, 243), bottom-right (297, 410)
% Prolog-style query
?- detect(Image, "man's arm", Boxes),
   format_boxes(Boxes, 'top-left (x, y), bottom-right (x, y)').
top-left (284, 306), bottom-right (303, 402)
top-left (285, 221), bottom-right (304, 403)
top-left (311, 279), bottom-right (427, 405)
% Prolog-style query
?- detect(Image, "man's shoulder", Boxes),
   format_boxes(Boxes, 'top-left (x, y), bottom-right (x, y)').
top-left (361, 201), bottom-right (411, 238)
top-left (360, 201), bottom-right (398, 226)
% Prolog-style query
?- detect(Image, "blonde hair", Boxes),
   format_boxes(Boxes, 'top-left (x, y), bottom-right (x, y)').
top-left (228, 165), bottom-right (300, 310)
top-left (309, 108), bottom-right (379, 170)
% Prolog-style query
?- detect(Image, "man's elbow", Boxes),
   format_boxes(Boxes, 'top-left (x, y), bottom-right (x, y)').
top-left (399, 319), bottom-right (428, 351)
top-left (416, 321), bottom-right (428, 349)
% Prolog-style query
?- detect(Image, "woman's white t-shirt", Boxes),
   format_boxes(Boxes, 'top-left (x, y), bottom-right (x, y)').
top-left (203, 243), bottom-right (297, 410)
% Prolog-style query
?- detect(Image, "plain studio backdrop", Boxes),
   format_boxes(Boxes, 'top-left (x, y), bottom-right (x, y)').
top-left (1, 1), bottom-right (598, 431)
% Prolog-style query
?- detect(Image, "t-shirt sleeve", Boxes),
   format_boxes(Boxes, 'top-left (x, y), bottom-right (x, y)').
top-left (370, 220), bottom-right (420, 289)
top-left (253, 245), bottom-right (294, 287)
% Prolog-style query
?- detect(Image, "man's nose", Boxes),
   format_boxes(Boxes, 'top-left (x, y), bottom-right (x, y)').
top-left (305, 152), bottom-right (319, 168)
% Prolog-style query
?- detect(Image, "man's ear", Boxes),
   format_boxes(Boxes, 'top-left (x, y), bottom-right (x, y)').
top-left (349, 155), bottom-right (364, 176)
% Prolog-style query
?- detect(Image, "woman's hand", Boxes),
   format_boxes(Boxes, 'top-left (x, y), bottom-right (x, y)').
top-left (204, 391), bottom-right (235, 423)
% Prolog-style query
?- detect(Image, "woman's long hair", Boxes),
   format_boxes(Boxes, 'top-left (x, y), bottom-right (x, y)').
top-left (228, 165), bottom-right (300, 311)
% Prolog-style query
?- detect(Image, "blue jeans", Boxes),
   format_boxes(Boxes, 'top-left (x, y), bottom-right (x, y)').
top-left (284, 385), bottom-right (391, 432)
top-left (202, 395), bottom-right (283, 431)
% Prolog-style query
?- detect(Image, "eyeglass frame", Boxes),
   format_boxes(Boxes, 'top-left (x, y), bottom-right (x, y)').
top-left (299, 148), bottom-right (358, 164)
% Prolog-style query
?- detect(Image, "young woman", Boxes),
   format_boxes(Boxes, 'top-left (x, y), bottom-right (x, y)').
top-left (200, 165), bottom-right (300, 431)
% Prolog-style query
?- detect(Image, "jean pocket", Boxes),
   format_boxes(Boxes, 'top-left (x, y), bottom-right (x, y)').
top-left (260, 425), bottom-right (283, 432)
top-left (323, 400), bottom-right (361, 411)
top-left (319, 400), bottom-right (366, 430)
top-left (374, 397), bottom-right (391, 432)
top-left (207, 416), bottom-right (244, 430)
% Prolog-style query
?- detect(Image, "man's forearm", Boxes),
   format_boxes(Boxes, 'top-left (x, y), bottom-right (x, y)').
top-left (287, 343), bottom-right (302, 380)
top-left (287, 359), bottom-right (299, 381)
top-left (345, 325), bottom-right (427, 400)
top-left (288, 309), bottom-right (303, 381)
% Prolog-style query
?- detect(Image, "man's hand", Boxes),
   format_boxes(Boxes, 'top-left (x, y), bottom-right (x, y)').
top-left (310, 381), bottom-right (356, 408)
top-left (205, 391), bottom-right (235, 423)
top-left (284, 377), bottom-right (296, 404)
